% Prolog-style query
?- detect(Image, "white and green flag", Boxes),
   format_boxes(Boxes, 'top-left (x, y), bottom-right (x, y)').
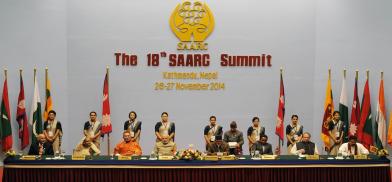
top-left (339, 72), bottom-right (349, 142)
top-left (29, 74), bottom-right (43, 144)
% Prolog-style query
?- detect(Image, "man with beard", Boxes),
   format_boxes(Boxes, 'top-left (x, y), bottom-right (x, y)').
top-left (338, 135), bottom-right (369, 156)
top-left (28, 134), bottom-right (54, 155)
top-left (291, 132), bottom-right (319, 155)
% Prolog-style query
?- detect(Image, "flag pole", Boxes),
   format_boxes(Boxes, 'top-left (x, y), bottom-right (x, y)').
top-left (45, 67), bottom-right (48, 121)
top-left (34, 67), bottom-right (37, 81)
top-left (45, 67), bottom-right (48, 90)
top-left (106, 65), bottom-right (111, 155)
top-left (366, 70), bottom-right (369, 80)
top-left (278, 67), bottom-right (283, 153)
top-left (4, 68), bottom-right (7, 80)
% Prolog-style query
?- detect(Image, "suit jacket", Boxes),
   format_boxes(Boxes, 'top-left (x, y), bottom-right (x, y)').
top-left (208, 141), bottom-right (229, 154)
top-left (251, 142), bottom-right (273, 155)
top-left (28, 142), bottom-right (54, 155)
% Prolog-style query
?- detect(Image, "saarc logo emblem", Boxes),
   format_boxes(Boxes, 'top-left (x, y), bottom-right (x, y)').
top-left (170, 1), bottom-right (215, 50)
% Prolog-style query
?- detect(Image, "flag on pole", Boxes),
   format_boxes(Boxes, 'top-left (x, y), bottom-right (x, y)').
top-left (375, 73), bottom-right (386, 149)
top-left (1, 71), bottom-right (13, 152)
top-left (101, 70), bottom-right (112, 134)
top-left (30, 71), bottom-right (43, 144)
top-left (349, 72), bottom-right (360, 137)
top-left (275, 69), bottom-right (285, 146)
top-left (339, 70), bottom-right (349, 142)
top-left (321, 69), bottom-right (334, 151)
top-left (358, 73), bottom-right (373, 149)
top-left (16, 70), bottom-right (29, 149)
top-left (43, 68), bottom-right (52, 121)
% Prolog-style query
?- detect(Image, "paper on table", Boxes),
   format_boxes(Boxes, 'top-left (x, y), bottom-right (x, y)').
top-left (228, 142), bottom-right (237, 148)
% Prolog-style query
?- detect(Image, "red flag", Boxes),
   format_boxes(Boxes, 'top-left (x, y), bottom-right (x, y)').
top-left (275, 72), bottom-right (285, 145)
top-left (357, 78), bottom-right (373, 149)
top-left (1, 76), bottom-right (13, 151)
top-left (349, 74), bottom-right (360, 137)
top-left (16, 72), bottom-right (29, 149)
top-left (101, 71), bottom-right (112, 134)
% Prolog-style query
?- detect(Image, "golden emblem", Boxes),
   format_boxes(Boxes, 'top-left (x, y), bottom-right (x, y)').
top-left (170, 1), bottom-right (215, 50)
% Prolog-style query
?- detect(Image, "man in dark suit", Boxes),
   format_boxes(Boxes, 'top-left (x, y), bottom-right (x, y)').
top-left (251, 134), bottom-right (273, 155)
top-left (207, 135), bottom-right (229, 155)
top-left (290, 132), bottom-right (319, 155)
top-left (28, 134), bottom-right (54, 155)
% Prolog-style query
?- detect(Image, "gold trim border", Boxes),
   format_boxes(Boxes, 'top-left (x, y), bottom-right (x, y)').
top-left (4, 164), bottom-right (389, 169)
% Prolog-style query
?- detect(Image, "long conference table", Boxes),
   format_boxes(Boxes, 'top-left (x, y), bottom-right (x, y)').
top-left (3, 155), bottom-right (390, 182)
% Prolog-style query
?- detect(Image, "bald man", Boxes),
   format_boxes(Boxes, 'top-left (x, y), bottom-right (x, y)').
top-left (28, 134), bottom-right (54, 155)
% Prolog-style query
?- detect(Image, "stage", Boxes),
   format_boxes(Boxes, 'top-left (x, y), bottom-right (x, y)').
top-left (3, 155), bottom-right (390, 182)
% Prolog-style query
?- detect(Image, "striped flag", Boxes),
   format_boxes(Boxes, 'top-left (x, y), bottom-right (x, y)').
top-left (101, 70), bottom-right (112, 134)
top-left (16, 71), bottom-right (29, 149)
top-left (30, 73), bottom-right (43, 143)
top-left (1, 73), bottom-right (13, 152)
top-left (275, 70), bottom-right (285, 147)
top-left (321, 70), bottom-right (334, 151)
top-left (375, 75), bottom-right (386, 149)
top-left (43, 69), bottom-right (52, 121)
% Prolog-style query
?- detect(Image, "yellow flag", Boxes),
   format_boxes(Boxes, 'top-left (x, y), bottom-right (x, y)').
top-left (43, 69), bottom-right (52, 121)
top-left (321, 71), bottom-right (334, 151)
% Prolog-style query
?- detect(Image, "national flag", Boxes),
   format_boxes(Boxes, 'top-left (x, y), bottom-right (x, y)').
top-left (375, 76), bottom-right (386, 149)
top-left (358, 77), bottom-right (373, 149)
top-left (387, 110), bottom-right (392, 147)
top-left (349, 73), bottom-right (360, 137)
top-left (30, 74), bottom-right (43, 144)
top-left (1, 74), bottom-right (13, 152)
top-left (321, 71), bottom-right (334, 151)
top-left (339, 72), bottom-right (349, 142)
top-left (16, 71), bottom-right (29, 149)
top-left (43, 69), bottom-right (52, 121)
top-left (101, 71), bottom-right (112, 134)
top-left (275, 70), bottom-right (285, 146)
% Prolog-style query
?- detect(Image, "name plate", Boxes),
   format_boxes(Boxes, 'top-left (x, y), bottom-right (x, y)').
top-left (261, 155), bottom-right (276, 160)
top-left (203, 156), bottom-right (219, 161)
top-left (354, 155), bottom-right (368, 160)
top-left (305, 155), bottom-right (320, 160)
top-left (221, 156), bottom-right (235, 160)
top-left (158, 156), bottom-right (174, 160)
top-left (71, 155), bottom-right (85, 160)
top-left (20, 155), bottom-right (36, 160)
top-left (118, 155), bottom-right (132, 160)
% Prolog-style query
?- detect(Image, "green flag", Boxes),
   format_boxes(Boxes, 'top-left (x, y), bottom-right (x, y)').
top-left (1, 76), bottom-right (13, 151)
top-left (339, 72), bottom-right (348, 142)
top-left (29, 75), bottom-right (43, 144)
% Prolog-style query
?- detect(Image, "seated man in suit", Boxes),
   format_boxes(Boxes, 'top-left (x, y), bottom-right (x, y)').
top-left (338, 135), bottom-right (369, 156)
top-left (223, 121), bottom-right (244, 155)
top-left (251, 134), bottom-right (273, 155)
top-left (290, 132), bottom-right (319, 155)
top-left (28, 134), bottom-right (54, 155)
top-left (207, 135), bottom-right (229, 155)
top-left (74, 137), bottom-right (101, 156)
top-left (153, 134), bottom-right (177, 156)
top-left (114, 131), bottom-right (142, 156)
